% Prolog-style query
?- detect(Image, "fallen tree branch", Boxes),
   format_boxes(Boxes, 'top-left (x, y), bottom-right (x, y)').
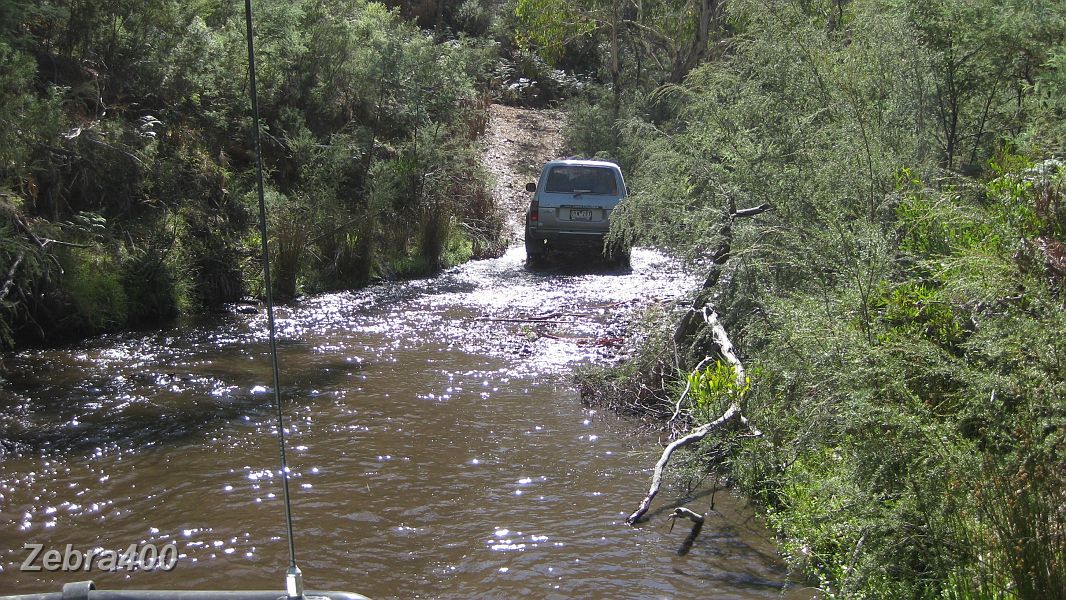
top-left (12, 217), bottom-right (46, 250)
top-left (702, 307), bottom-right (761, 436)
top-left (575, 336), bottom-right (624, 348)
top-left (533, 324), bottom-right (563, 340)
top-left (476, 311), bottom-right (595, 323)
top-left (626, 403), bottom-right (743, 525)
top-left (702, 306), bottom-right (742, 378)
top-left (628, 306), bottom-right (760, 525)
top-left (669, 506), bottom-right (705, 526)
top-left (478, 317), bottom-right (577, 324)
top-left (669, 308), bottom-right (755, 425)
top-left (40, 238), bottom-right (93, 248)
top-left (627, 181), bottom-right (770, 536)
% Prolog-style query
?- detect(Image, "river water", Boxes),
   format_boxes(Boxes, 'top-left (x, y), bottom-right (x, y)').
top-left (0, 248), bottom-right (807, 599)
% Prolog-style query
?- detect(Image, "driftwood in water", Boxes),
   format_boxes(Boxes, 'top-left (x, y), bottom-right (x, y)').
top-left (478, 317), bottom-right (577, 324)
top-left (476, 309), bottom-right (599, 324)
top-left (669, 507), bottom-right (706, 556)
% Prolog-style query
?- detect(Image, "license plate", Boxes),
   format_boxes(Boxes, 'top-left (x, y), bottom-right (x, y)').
top-left (570, 209), bottom-right (593, 221)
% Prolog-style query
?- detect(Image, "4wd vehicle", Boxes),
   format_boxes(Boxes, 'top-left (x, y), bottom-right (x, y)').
top-left (523, 159), bottom-right (630, 266)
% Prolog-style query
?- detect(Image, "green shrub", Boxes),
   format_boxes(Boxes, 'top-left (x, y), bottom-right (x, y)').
top-left (57, 248), bottom-right (128, 335)
top-left (443, 225), bottom-right (474, 267)
top-left (452, 0), bottom-right (493, 37)
top-left (686, 361), bottom-right (750, 419)
top-left (593, 0), bottom-right (1066, 596)
top-left (120, 247), bottom-right (181, 327)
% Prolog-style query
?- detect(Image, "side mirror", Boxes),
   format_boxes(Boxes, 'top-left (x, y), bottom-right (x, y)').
top-left (525, 182), bottom-right (537, 193)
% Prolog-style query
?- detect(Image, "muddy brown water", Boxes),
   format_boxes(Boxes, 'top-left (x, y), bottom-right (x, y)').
top-left (0, 248), bottom-right (809, 599)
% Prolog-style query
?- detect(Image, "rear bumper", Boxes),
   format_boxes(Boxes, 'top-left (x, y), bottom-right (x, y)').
top-left (526, 228), bottom-right (607, 251)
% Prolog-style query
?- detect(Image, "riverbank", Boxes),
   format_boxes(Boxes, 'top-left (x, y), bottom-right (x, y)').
top-left (555, 0), bottom-right (1066, 595)
top-left (1, 94), bottom-right (574, 355)
top-left (574, 98), bottom-right (1066, 600)
top-left (0, 2), bottom-right (514, 352)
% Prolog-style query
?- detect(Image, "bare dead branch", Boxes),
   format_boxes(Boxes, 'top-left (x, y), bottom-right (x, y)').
top-left (86, 137), bottom-right (145, 167)
top-left (478, 318), bottom-right (578, 324)
top-left (701, 306), bottom-right (743, 380)
top-left (13, 217), bottom-right (46, 249)
top-left (626, 403), bottom-right (742, 525)
top-left (40, 238), bottom-right (93, 248)
top-left (0, 254), bottom-right (24, 303)
top-left (628, 307), bottom-right (761, 526)
top-left (731, 203), bottom-right (773, 219)
top-left (672, 506), bottom-right (706, 556)
top-left (669, 506), bottom-right (705, 526)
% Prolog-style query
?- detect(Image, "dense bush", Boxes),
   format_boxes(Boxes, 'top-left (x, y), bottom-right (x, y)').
top-left (571, 0), bottom-right (1066, 596)
top-left (0, 0), bottom-right (503, 347)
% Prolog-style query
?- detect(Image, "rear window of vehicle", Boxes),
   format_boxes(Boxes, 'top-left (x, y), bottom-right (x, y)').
top-left (544, 166), bottom-right (618, 195)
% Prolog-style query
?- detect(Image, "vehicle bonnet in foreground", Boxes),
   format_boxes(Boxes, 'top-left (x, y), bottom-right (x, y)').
top-left (0, 580), bottom-right (370, 600)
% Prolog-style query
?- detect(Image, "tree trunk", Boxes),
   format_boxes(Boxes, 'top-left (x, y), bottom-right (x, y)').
top-left (668, 0), bottom-right (722, 84)
top-left (610, 0), bottom-right (623, 150)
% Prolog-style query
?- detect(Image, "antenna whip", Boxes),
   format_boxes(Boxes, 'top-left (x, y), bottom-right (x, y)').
top-left (243, 1), bottom-right (303, 597)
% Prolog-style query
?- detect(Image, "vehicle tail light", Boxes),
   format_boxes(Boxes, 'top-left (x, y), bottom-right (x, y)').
top-left (529, 200), bottom-right (539, 222)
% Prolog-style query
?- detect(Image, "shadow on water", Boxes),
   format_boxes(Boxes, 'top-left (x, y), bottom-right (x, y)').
top-left (636, 485), bottom-right (788, 560)
top-left (522, 251), bottom-right (634, 277)
top-left (525, 262), bottom-right (634, 277)
top-left (0, 269), bottom-right (447, 458)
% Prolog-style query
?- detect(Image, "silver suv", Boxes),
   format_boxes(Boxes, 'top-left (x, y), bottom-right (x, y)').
top-left (523, 159), bottom-right (629, 266)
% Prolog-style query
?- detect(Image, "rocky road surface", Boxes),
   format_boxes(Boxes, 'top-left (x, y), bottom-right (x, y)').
top-left (482, 104), bottom-right (565, 240)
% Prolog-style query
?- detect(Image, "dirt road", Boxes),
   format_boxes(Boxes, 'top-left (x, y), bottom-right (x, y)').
top-left (483, 104), bottom-right (565, 240)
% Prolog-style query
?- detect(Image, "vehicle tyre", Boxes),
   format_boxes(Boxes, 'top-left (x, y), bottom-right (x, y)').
top-left (525, 235), bottom-right (547, 265)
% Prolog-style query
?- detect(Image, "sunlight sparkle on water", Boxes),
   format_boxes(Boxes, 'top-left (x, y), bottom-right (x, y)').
top-left (0, 247), bottom-right (803, 599)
